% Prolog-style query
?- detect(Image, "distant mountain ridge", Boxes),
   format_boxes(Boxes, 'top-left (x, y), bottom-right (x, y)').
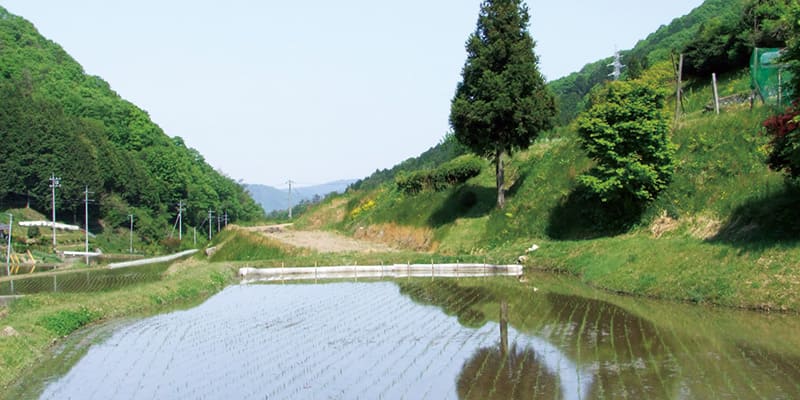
top-left (246, 179), bottom-right (356, 213)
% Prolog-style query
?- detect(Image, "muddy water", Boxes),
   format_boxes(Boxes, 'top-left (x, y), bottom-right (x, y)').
top-left (33, 275), bottom-right (800, 399)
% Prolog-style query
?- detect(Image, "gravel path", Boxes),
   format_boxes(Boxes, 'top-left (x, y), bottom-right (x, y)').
top-left (246, 225), bottom-right (396, 253)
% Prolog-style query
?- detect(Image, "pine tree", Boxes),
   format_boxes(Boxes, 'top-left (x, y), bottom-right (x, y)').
top-left (450, 0), bottom-right (555, 209)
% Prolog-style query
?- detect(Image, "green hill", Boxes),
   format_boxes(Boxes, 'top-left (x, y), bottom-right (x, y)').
top-left (297, 0), bottom-right (800, 310)
top-left (0, 6), bottom-right (263, 249)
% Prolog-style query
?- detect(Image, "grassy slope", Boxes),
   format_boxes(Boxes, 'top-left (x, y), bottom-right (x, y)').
top-left (299, 72), bottom-right (800, 311)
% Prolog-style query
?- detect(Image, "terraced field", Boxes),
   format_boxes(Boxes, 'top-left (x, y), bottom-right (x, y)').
top-left (19, 275), bottom-right (800, 399)
top-left (0, 262), bottom-right (170, 295)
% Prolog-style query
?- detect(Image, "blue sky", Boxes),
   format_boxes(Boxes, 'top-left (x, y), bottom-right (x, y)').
top-left (1, 0), bottom-right (703, 187)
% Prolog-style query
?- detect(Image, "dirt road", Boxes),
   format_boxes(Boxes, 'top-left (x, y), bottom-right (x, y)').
top-left (246, 225), bottom-right (396, 254)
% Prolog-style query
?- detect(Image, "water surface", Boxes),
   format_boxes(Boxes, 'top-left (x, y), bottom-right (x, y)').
top-left (32, 275), bottom-right (800, 399)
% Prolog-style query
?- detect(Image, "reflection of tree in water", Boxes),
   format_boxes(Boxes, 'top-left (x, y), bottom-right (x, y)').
top-left (458, 301), bottom-right (559, 399)
top-left (545, 293), bottom-right (674, 399)
top-left (398, 280), bottom-right (494, 327)
top-left (457, 343), bottom-right (559, 399)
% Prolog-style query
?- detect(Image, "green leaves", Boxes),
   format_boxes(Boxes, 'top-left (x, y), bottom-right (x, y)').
top-left (577, 80), bottom-right (675, 204)
top-left (450, 0), bottom-right (555, 208)
top-left (0, 6), bottom-right (265, 244)
top-left (37, 307), bottom-right (101, 337)
top-left (395, 155), bottom-right (484, 195)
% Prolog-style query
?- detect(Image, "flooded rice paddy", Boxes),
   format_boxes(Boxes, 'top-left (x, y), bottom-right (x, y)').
top-left (0, 262), bottom-right (169, 295)
top-left (24, 274), bottom-right (800, 399)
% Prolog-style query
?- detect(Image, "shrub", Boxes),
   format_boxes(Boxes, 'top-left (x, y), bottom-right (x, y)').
top-left (395, 171), bottom-right (427, 195)
top-left (436, 155), bottom-right (483, 186)
top-left (26, 226), bottom-right (40, 239)
top-left (576, 80), bottom-right (675, 204)
top-left (395, 155), bottom-right (483, 195)
top-left (763, 105), bottom-right (800, 180)
top-left (38, 307), bottom-right (101, 337)
top-left (160, 237), bottom-right (182, 252)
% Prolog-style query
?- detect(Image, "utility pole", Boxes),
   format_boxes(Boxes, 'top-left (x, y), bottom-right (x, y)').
top-left (712, 73), bottom-right (720, 115)
top-left (224, 211), bottom-right (228, 227)
top-left (128, 214), bottom-right (134, 254)
top-left (178, 200), bottom-right (183, 241)
top-left (208, 209), bottom-right (214, 240)
top-left (217, 211), bottom-right (221, 233)
top-left (84, 186), bottom-right (93, 265)
top-left (49, 174), bottom-right (60, 248)
top-left (674, 52), bottom-right (685, 121)
top-left (6, 213), bottom-right (12, 278)
top-left (286, 180), bottom-right (295, 219)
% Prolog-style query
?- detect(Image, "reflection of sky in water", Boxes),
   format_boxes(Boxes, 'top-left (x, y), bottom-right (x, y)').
top-left (39, 282), bottom-right (587, 400)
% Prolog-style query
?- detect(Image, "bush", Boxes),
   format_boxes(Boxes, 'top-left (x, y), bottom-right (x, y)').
top-left (26, 226), bottom-right (40, 239)
top-left (395, 171), bottom-right (427, 195)
top-left (38, 307), bottom-right (101, 337)
top-left (436, 155), bottom-right (484, 186)
top-left (160, 237), bottom-right (182, 253)
top-left (576, 80), bottom-right (675, 204)
top-left (763, 105), bottom-right (800, 180)
top-left (395, 155), bottom-right (483, 195)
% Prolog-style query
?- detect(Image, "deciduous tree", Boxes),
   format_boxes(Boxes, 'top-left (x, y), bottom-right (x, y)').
top-left (576, 80), bottom-right (675, 205)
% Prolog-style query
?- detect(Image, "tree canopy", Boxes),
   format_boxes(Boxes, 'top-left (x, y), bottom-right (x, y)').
top-left (0, 6), bottom-right (263, 244)
top-left (450, 0), bottom-right (555, 208)
top-left (762, 2), bottom-right (800, 182)
top-left (576, 79), bottom-right (675, 204)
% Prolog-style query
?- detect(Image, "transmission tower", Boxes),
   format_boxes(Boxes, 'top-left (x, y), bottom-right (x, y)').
top-left (608, 50), bottom-right (625, 81)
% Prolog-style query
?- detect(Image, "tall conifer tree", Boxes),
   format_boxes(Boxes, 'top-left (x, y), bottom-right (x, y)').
top-left (450, 0), bottom-right (555, 209)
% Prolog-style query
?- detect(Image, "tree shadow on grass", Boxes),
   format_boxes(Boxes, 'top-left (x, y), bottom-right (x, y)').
top-left (428, 185), bottom-right (495, 228)
top-left (709, 186), bottom-right (800, 249)
top-left (506, 172), bottom-right (527, 197)
top-left (546, 186), bottom-right (646, 241)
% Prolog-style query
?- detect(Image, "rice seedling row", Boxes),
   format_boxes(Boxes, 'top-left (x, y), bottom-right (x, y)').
top-left (28, 277), bottom-right (800, 399)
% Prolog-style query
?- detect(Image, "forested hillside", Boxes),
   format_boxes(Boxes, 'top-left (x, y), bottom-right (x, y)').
top-left (0, 6), bottom-right (263, 244)
top-left (549, 0), bottom-right (788, 124)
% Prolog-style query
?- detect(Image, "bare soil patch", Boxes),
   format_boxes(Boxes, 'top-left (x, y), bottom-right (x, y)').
top-left (246, 225), bottom-right (397, 254)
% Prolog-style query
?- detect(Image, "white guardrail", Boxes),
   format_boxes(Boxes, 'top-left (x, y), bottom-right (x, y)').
top-left (239, 263), bottom-right (523, 283)
top-left (108, 249), bottom-right (198, 269)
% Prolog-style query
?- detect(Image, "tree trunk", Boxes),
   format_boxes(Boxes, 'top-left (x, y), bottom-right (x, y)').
top-left (495, 149), bottom-right (505, 209)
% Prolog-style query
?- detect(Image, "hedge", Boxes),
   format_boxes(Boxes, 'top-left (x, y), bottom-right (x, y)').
top-left (395, 155), bottom-right (483, 194)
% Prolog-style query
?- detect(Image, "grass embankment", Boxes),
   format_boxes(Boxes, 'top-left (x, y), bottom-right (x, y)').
top-left (297, 73), bottom-right (800, 311)
top-left (0, 259), bottom-right (238, 393)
